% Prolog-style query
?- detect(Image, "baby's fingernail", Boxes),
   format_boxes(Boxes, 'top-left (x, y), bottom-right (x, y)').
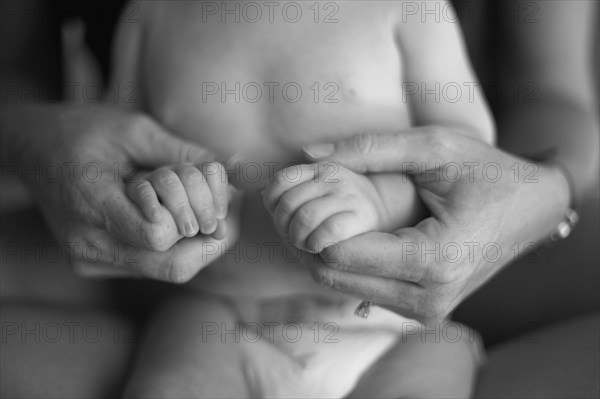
top-left (302, 143), bottom-right (335, 159)
top-left (201, 219), bottom-right (217, 235)
top-left (185, 220), bottom-right (198, 236)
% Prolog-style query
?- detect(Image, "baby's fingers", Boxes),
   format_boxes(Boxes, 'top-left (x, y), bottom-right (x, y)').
top-left (200, 162), bottom-right (229, 219)
top-left (149, 168), bottom-right (199, 237)
top-left (307, 212), bottom-right (373, 254)
top-left (173, 165), bottom-right (218, 235)
top-left (271, 182), bottom-right (331, 237)
top-left (127, 179), bottom-right (162, 223)
top-left (262, 164), bottom-right (317, 213)
top-left (287, 196), bottom-right (346, 252)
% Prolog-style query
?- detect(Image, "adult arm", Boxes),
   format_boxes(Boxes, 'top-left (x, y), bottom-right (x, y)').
top-left (295, 1), bottom-right (598, 323)
top-left (496, 0), bottom-right (599, 202)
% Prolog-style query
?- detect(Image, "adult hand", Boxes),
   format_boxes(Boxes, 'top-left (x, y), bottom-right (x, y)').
top-left (300, 126), bottom-right (571, 323)
top-left (2, 104), bottom-right (239, 282)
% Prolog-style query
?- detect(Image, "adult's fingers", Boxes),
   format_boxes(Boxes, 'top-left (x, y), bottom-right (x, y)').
top-left (302, 126), bottom-right (473, 174)
top-left (132, 189), bottom-right (244, 282)
top-left (76, 189), bottom-right (242, 282)
top-left (72, 260), bottom-right (144, 278)
top-left (317, 228), bottom-right (438, 283)
top-left (306, 256), bottom-right (424, 320)
top-left (102, 183), bottom-right (182, 252)
top-left (125, 115), bottom-right (216, 168)
top-left (61, 18), bottom-right (102, 104)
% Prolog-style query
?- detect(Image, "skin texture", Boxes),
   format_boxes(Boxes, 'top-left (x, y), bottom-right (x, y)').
top-left (111, 1), bottom-right (494, 396)
top-left (108, 0), bottom-right (493, 298)
top-left (262, 163), bottom-right (398, 253)
top-left (295, 0), bottom-right (599, 324)
top-left (0, 0), bottom-right (596, 397)
top-left (299, 127), bottom-right (572, 323)
top-left (127, 162), bottom-right (232, 240)
top-left (0, 104), bottom-right (241, 282)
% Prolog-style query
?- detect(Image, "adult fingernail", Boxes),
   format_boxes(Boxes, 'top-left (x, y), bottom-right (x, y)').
top-left (185, 220), bottom-right (198, 236)
top-left (302, 143), bottom-right (335, 159)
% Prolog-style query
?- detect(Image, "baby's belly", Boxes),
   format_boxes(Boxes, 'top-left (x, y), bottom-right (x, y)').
top-left (155, 75), bottom-right (411, 299)
top-left (180, 100), bottom-right (410, 298)
top-left (138, 2), bottom-right (413, 297)
top-left (162, 92), bottom-right (411, 298)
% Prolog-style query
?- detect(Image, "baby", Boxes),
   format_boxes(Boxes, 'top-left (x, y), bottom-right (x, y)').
top-left (111, 1), bottom-right (494, 397)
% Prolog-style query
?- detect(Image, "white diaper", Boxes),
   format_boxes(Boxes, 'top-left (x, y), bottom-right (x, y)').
top-left (232, 296), bottom-right (410, 398)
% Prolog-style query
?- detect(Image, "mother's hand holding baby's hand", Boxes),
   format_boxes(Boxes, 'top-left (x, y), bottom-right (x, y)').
top-left (3, 104), bottom-right (239, 282)
top-left (300, 127), bottom-right (571, 323)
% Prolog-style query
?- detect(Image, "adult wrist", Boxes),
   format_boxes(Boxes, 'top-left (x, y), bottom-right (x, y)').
top-left (534, 161), bottom-right (579, 245)
top-left (542, 161), bottom-right (580, 242)
top-left (525, 145), bottom-right (580, 244)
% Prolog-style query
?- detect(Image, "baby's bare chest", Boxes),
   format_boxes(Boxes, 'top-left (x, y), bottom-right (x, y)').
top-left (140, 2), bottom-right (411, 163)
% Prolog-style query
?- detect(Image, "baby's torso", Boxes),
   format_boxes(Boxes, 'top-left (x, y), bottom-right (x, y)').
top-left (130, 1), bottom-right (413, 298)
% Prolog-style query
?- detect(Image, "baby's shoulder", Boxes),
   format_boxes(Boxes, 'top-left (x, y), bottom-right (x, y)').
top-left (338, 1), bottom-right (459, 45)
top-left (385, 0), bottom-right (459, 32)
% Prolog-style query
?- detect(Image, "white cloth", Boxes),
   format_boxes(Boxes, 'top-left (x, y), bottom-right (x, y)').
top-left (231, 296), bottom-right (409, 398)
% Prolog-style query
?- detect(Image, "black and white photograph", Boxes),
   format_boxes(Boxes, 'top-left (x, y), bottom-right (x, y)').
top-left (0, 0), bottom-right (598, 398)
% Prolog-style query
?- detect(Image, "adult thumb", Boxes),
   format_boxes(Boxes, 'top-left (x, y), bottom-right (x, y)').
top-left (301, 127), bottom-right (465, 174)
top-left (301, 132), bottom-right (399, 174)
top-left (128, 117), bottom-right (217, 168)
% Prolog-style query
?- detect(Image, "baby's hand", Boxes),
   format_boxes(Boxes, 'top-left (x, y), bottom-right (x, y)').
top-left (262, 162), bottom-right (388, 253)
top-left (127, 162), bottom-right (230, 239)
